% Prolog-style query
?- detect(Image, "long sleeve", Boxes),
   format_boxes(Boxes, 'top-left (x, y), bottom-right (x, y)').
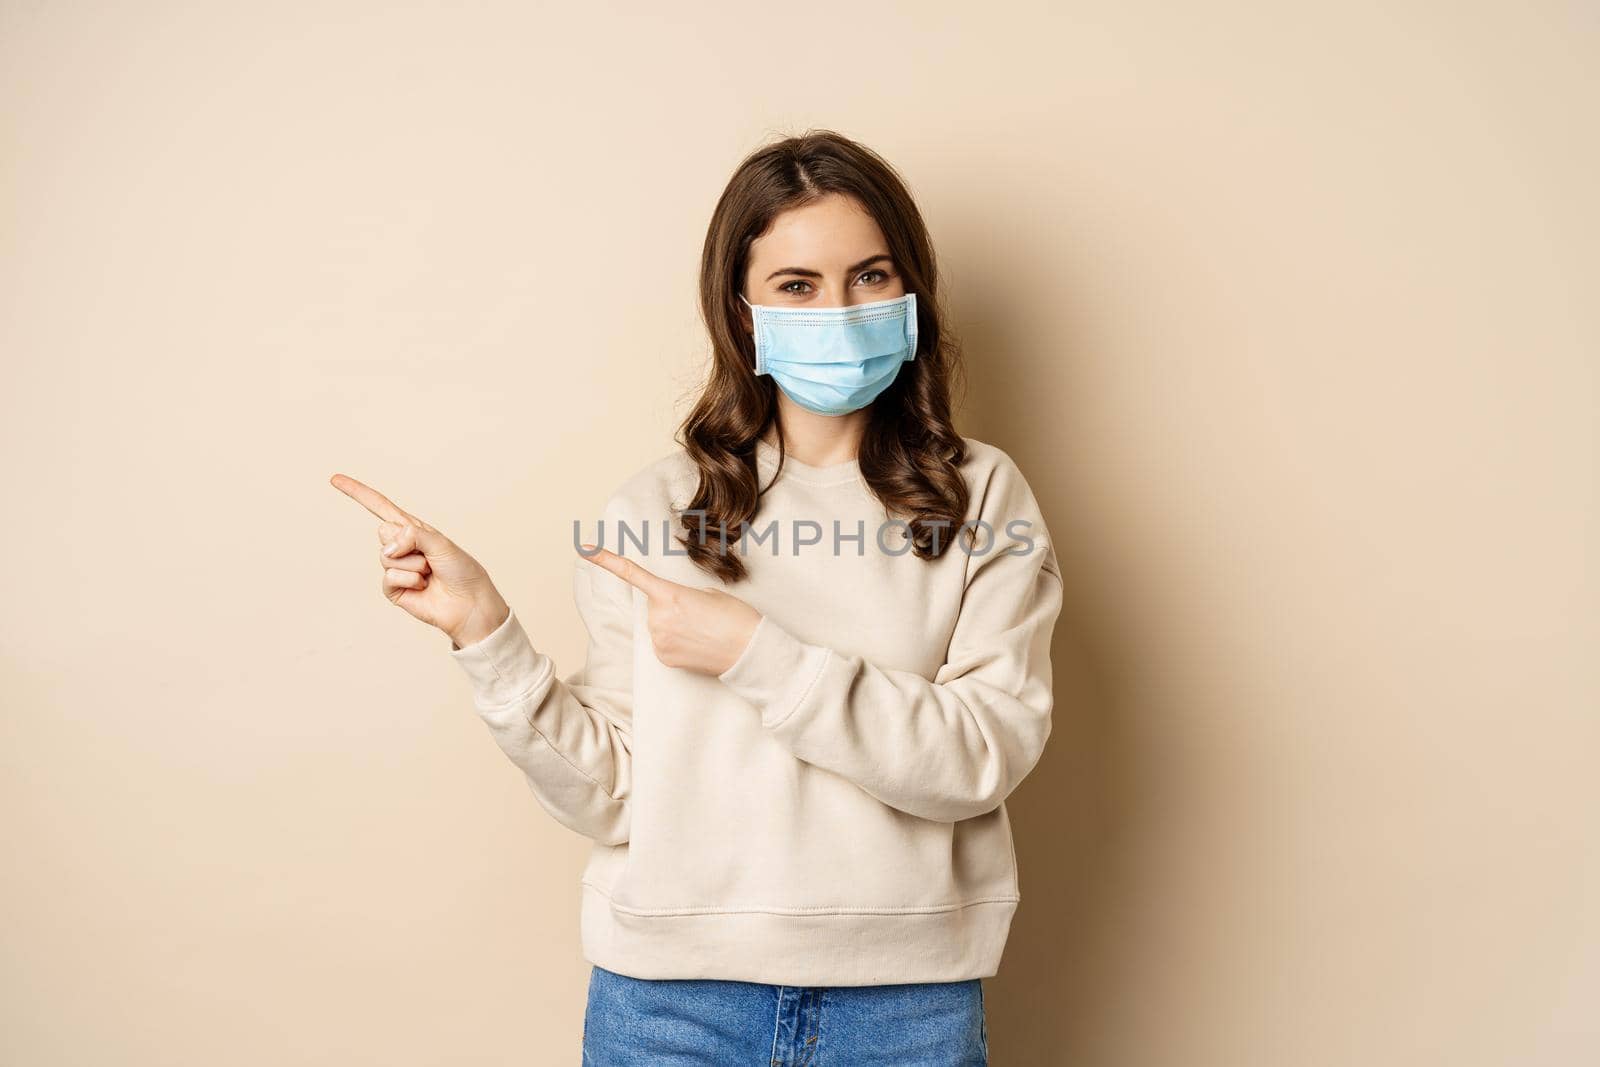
top-left (448, 553), bottom-right (636, 845)
top-left (717, 465), bottom-right (1064, 824)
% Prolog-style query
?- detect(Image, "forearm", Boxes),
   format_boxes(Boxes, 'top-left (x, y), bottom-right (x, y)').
top-left (451, 605), bottom-right (633, 844)
top-left (718, 612), bottom-right (1056, 823)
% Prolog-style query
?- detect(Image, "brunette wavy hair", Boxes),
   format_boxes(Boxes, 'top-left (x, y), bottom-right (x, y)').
top-left (674, 129), bottom-right (970, 583)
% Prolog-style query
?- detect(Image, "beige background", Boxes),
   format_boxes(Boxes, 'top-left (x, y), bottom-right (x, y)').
top-left (2, 2), bottom-right (1595, 1064)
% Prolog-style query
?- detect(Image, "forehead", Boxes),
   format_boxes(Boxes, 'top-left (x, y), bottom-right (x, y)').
top-left (747, 193), bottom-right (888, 270)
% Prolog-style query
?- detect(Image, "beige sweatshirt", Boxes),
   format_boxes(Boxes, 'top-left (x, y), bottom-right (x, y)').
top-left (448, 435), bottom-right (1063, 986)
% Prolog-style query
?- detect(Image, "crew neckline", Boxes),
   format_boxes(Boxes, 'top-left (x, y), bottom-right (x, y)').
top-left (755, 437), bottom-right (862, 487)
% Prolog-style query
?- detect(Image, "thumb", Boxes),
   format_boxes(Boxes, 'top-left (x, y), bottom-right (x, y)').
top-left (385, 522), bottom-right (457, 560)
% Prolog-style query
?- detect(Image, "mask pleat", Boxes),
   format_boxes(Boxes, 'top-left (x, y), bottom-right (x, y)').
top-left (748, 292), bottom-right (918, 415)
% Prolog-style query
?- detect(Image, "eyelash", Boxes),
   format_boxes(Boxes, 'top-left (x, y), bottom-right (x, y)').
top-left (780, 269), bottom-right (891, 295)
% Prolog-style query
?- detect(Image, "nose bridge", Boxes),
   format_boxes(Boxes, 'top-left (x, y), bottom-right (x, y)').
top-left (838, 284), bottom-right (912, 310)
top-left (840, 290), bottom-right (890, 309)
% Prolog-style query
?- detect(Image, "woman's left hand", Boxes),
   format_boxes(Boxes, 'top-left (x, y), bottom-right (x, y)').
top-left (580, 544), bottom-right (761, 676)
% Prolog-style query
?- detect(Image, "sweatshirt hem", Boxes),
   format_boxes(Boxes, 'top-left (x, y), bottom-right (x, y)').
top-left (578, 880), bottom-right (1018, 986)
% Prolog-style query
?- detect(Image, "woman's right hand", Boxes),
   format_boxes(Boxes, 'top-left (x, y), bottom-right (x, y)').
top-left (329, 473), bottom-right (511, 649)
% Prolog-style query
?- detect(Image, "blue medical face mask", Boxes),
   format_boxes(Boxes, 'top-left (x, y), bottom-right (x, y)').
top-left (740, 292), bottom-right (918, 416)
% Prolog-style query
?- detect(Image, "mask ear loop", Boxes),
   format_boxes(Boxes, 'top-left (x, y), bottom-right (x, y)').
top-left (904, 292), bottom-right (919, 362)
top-left (739, 294), bottom-right (768, 374)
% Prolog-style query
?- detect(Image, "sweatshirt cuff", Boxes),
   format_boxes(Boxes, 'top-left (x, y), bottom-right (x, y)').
top-left (717, 614), bottom-right (832, 730)
top-left (447, 605), bottom-right (548, 708)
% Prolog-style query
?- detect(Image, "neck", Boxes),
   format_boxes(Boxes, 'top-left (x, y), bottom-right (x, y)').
top-left (762, 395), bottom-right (868, 467)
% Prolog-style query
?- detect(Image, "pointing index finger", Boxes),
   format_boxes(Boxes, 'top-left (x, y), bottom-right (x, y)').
top-left (581, 544), bottom-right (676, 599)
top-left (329, 473), bottom-right (409, 524)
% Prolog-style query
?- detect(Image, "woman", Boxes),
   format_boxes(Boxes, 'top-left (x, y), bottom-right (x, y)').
top-left (332, 130), bottom-right (1062, 1065)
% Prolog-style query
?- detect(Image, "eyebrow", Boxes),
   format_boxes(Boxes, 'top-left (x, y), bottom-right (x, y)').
top-left (764, 253), bottom-right (893, 282)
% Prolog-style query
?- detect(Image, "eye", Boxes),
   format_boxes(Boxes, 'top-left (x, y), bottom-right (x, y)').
top-left (856, 269), bottom-right (891, 285)
top-left (779, 280), bottom-right (813, 294)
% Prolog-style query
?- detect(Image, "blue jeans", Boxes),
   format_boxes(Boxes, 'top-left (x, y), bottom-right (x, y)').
top-left (582, 965), bottom-right (988, 1066)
